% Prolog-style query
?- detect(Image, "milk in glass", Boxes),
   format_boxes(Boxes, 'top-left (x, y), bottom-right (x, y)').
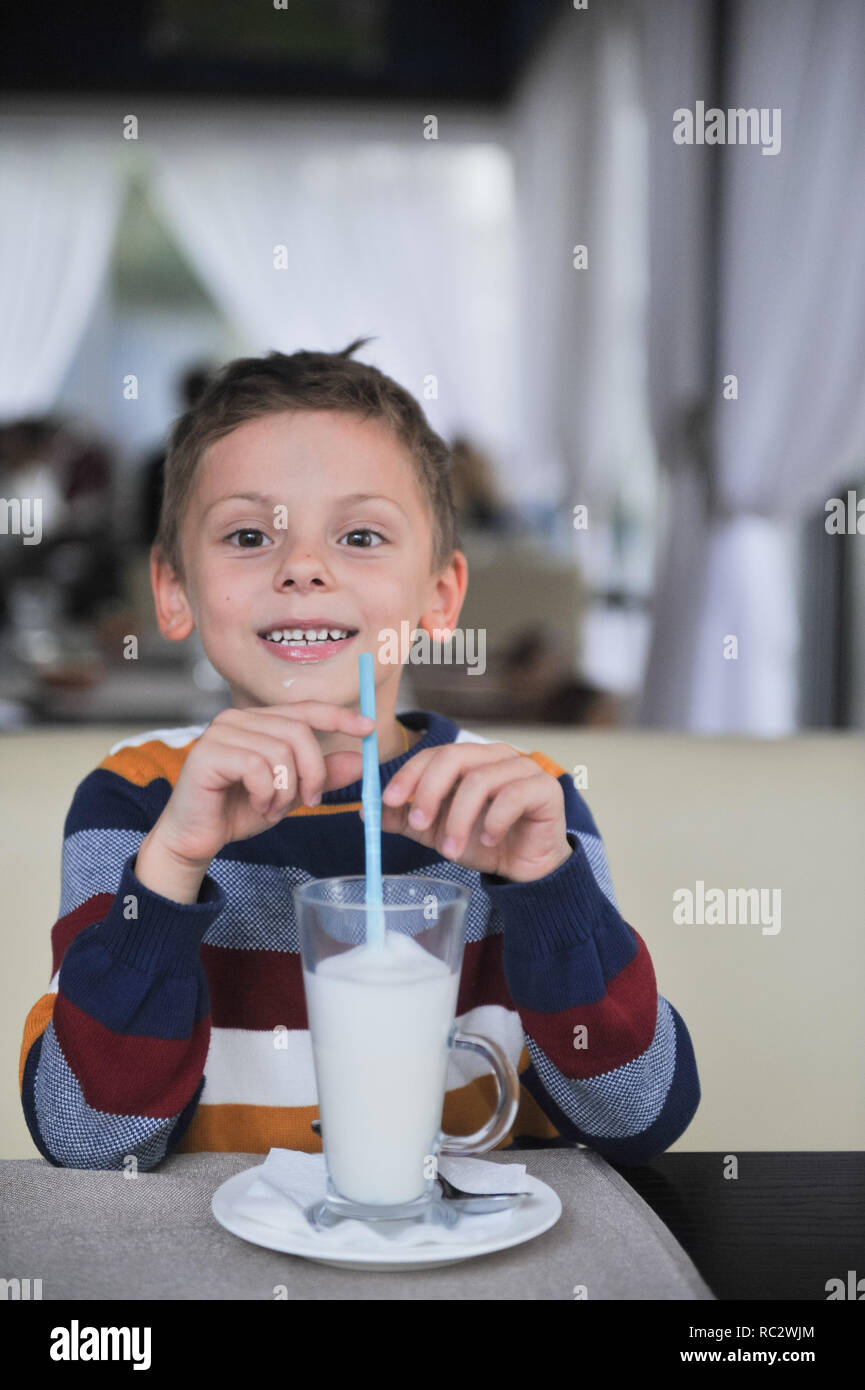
top-left (304, 930), bottom-right (460, 1205)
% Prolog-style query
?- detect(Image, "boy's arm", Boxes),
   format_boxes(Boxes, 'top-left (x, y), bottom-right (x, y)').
top-left (19, 763), bottom-right (225, 1172)
top-left (480, 767), bottom-right (700, 1165)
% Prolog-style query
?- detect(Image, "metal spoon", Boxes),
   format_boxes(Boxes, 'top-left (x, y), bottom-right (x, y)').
top-left (435, 1171), bottom-right (530, 1212)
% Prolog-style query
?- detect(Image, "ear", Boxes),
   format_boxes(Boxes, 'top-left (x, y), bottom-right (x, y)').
top-left (416, 549), bottom-right (468, 637)
top-left (150, 546), bottom-right (196, 641)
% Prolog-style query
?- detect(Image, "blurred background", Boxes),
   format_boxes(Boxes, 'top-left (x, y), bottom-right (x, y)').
top-left (1, 0), bottom-right (864, 735)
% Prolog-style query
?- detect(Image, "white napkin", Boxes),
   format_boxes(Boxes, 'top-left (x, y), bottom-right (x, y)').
top-left (233, 1148), bottom-right (529, 1248)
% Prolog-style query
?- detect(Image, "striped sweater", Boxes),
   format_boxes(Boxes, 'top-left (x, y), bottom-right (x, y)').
top-left (19, 708), bottom-right (700, 1171)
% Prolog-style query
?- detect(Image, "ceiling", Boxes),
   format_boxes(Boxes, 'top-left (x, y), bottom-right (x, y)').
top-left (2, 0), bottom-right (562, 103)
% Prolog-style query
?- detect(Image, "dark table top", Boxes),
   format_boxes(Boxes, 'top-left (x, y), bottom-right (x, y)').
top-left (607, 1151), bottom-right (865, 1301)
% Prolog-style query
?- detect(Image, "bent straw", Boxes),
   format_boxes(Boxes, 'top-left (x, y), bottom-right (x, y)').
top-left (358, 652), bottom-right (385, 948)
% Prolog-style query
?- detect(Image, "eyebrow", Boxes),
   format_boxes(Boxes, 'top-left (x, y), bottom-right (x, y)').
top-left (204, 491), bottom-right (408, 517)
top-left (204, 492), bottom-right (272, 515)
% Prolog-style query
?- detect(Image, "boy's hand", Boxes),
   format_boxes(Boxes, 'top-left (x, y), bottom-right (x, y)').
top-left (147, 702), bottom-right (375, 872)
top-left (372, 743), bottom-right (573, 884)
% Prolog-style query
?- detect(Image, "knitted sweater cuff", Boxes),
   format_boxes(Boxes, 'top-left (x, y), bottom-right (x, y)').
top-left (479, 831), bottom-right (622, 956)
top-left (90, 853), bottom-right (226, 976)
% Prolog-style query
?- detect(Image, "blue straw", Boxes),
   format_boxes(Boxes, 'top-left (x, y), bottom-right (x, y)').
top-left (358, 652), bottom-right (385, 948)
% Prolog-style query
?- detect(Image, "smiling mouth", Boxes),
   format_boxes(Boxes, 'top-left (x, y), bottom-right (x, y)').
top-left (257, 625), bottom-right (359, 662)
top-left (258, 625), bottom-right (358, 646)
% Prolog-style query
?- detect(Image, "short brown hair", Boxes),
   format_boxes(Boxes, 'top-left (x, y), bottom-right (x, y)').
top-left (153, 338), bottom-right (461, 579)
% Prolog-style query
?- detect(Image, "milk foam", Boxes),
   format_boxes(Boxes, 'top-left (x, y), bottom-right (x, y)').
top-left (316, 928), bottom-right (451, 984)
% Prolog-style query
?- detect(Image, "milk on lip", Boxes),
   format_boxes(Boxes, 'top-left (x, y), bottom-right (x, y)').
top-left (303, 930), bottom-right (460, 1205)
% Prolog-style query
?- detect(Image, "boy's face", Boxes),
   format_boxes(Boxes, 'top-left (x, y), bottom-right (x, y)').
top-left (154, 409), bottom-right (465, 714)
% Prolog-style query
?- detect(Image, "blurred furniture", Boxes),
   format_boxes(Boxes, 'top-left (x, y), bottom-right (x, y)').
top-left (0, 553), bottom-right (230, 727)
top-left (456, 535), bottom-right (586, 672)
top-left (408, 534), bottom-right (591, 722)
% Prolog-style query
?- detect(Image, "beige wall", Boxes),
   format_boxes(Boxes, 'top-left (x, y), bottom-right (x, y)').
top-left (3, 725), bottom-right (863, 1159)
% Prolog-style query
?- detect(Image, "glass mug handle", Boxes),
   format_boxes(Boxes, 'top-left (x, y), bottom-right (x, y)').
top-left (438, 1027), bottom-right (521, 1156)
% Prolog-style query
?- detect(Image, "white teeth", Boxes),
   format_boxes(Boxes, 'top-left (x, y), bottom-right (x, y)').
top-left (263, 626), bottom-right (353, 644)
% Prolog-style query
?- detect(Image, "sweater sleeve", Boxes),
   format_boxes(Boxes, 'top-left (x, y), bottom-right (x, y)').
top-left (19, 763), bottom-right (226, 1172)
top-left (479, 768), bottom-right (700, 1165)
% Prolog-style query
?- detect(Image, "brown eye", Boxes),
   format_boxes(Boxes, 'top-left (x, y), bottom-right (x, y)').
top-left (340, 529), bottom-right (385, 547)
top-left (227, 529), bottom-right (269, 548)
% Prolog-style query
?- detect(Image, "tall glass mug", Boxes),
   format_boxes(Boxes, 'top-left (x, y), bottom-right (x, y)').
top-left (294, 875), bottom-right (520, 1224)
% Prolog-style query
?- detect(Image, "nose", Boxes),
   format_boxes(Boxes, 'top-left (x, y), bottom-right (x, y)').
top-left (273, 538), bottom-right (331, 590)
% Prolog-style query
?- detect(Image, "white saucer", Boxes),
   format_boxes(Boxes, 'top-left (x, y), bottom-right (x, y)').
top-left (211, 1163), bottom-right (562, 1271)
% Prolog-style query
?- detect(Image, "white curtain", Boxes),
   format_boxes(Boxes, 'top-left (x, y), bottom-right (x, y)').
top-left (639, 0), bottom-right (865, 732)
top-left (698, 0), bottom-right (865, 731)
top-left (0, 132), bottom-right (124, 420)
top-left (635, 0), bottom-right (717, 728)
top-left (147, 117), bottom-right (517, 474)
top-left (507, 2), bottom-right (656, 518)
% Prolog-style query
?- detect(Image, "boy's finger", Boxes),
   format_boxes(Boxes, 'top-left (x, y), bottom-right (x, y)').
top-left (361, 800), bottom-right (440, 848)
top-left (208, 721), bottom-right (324, 808)
top-left (257, 702), bottom-right (375, 734)
top-left (382, 740), bottom-right (519, 805)
top-left (385, 743), bottom-right (520, 827)
top-left (381, 746), bottom-right (436, 804)
top-left (437, 757), bottom-right (540, 855)
top-left (479, 774), bottom-right (554, 844)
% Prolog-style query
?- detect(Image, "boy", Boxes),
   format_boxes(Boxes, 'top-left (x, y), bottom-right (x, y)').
top-left (20, 339), bottom-right (700, 1170)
